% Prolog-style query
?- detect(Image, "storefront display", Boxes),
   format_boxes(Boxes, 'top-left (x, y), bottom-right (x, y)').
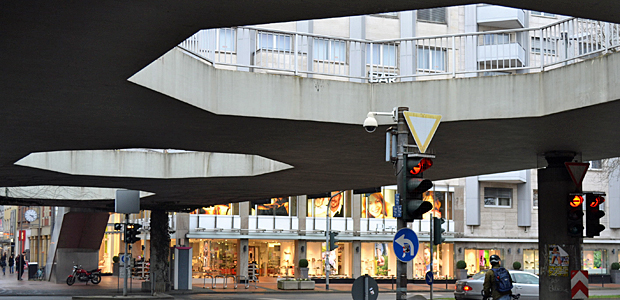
top-left (307, 241), bottom-right (352, 278)
top-left (307, 192), bottom-right (347, 217)
top-left (464, 248), bottom-right (503, 275)
top-left (413, 243), bottom-right (454, 279)
top-left (522, 249), bottom-right (539, 274)
top-left (362, 192), bottom-right (395, 219)
top-left (190, 239), bottom-right (238, 276)
top-left (583, 249), bottom-right (607, 274)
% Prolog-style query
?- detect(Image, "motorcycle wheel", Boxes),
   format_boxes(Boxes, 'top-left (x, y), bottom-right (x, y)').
top-left (66, 276), bottom-right (75, 286)
top-left (91, 274), bottom-right (101, 284)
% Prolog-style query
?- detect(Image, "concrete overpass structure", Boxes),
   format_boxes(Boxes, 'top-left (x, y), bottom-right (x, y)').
top-left (3, 1), bottom-right (620, 210)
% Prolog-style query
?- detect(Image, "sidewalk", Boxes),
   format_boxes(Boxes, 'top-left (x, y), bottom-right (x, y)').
top-left (0, 272), bottom-right (618, 297)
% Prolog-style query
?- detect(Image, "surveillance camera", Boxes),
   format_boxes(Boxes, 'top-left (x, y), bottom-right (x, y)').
top-left (363, 113), bottom-right (378, 133)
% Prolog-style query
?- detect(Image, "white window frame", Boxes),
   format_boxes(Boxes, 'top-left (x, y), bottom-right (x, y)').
top-left (314, 39), bottom-right (347, 63)
top-left (257, 33), bottom-right (292, 52)
top-left (217, 28), bottom-right (236, 53)
top-left (417, 47), bottom-right (447, 72)
top-left (484, 187), bottom-right (513, 208)
top-left (531, 37), bottom-right (556, 55)
top-left (531, 11), bottom-right (556, 18)
top-left (366, 44), bottom-right (397, 67)
top-left (589, 160), bottom-right (603, 170)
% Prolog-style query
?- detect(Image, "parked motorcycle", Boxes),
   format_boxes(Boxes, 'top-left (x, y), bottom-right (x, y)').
top-left (66, 265), bottom-right (101, 285)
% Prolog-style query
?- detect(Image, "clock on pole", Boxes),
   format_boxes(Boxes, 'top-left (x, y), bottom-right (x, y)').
top-left (24, 209), bottom-right (38, 222)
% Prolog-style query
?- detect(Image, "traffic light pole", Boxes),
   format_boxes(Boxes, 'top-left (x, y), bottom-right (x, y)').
top-left (325, 215), bottom-right (330, 290)
top-left (395, 107), bottom-right (408, 300)
top-left (124, 214), bottom-right (129, 296)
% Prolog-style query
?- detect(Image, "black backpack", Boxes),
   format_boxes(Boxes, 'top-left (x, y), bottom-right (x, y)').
top-left (492, 267), bottom-right (513, 293)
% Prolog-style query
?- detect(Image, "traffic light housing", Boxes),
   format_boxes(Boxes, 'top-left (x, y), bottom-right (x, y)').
top-left (328, 231), bottom-right (339, 251)
top-left (585, 193), bottom-right (605, 237)
top-left (124, 223), bottom-right (142, 244)
top-left (433, 217), bottom-right (446, 245)
top-left (401, 156), bottom-right (433, 222)
top-left (567, 194), bottom-right (584, 237)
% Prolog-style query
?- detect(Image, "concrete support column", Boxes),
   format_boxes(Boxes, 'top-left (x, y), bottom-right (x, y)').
top-left (399, 11), bottom-right (417, 82)
top-left (240, 201), bottom-right (250, 234)
top-left (150, 209), bottom-right (171, 292)
top-left (175, 213), bottom-right (189, 246)
top-left (294, 240), bottom-right (307, 278)
top-left (353, 240), bottom-right (361, 278)
top-left (538, 152), bottom-right (580, 300)
top-left (349, 16), bottom-right (366, 83)
top-left (236, 28), bottom-right (255, 72)
top-left (352, 193), bottom-right (361, 236)
top-left (238, 239), bottom-right (249, 279)
top-left (464, 5), bottom-right (478, 77)
top-left (297, 195), bottom-right (307, 234)
top-left (297, 21), bottom-right (313, 76)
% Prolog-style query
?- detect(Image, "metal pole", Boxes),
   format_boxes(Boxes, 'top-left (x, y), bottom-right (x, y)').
top-left (396, 107), bottom-right (409, 300)
top-left (325, 216), bottom-right (330, 290)
top-left (430, 212), bottom-right (434, 300)
top-left (123, 214), bottom-right (129, 296)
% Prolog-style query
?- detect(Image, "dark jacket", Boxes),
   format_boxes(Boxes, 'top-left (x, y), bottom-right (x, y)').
top-left (483, 266), bottom-right (512, 300)
top-left (8, 255), bottom-right (14, 266)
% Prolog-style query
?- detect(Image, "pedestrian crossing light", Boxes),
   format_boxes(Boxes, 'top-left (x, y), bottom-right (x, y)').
top-left (328, 231), bottom-right (339, 251)
top-left (402, 156), bottom-right (433, 222)
top-left (433, 217), bottom-right (446, 245)
top-left (567, 194), bottom-right (584, 238)
top-left (585, 193), bottom-right (605, 237)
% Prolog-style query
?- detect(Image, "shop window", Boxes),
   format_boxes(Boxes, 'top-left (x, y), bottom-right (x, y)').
top-left (193, 239), bottom-right (238, 275)
top-left (484, 187), bottom-right (512, 207)
top-left (522, 249), bottom-right (539, 274)
top-left (253, 197), bottom-right (290, 216)
top-left (362, 242), bottom-right (395, 278)
top-left (464, 249), bottom-right (503, 275)
top-left (583, 249), bottom-right (607, 274)
top-left (421, 190), bottom-right (454, 220)
top-left (413, 243), bottom-right (454, 279)
top-left (192, 204), bottom-right (233, 215)
top-left (307, 192), bottom-right (345, 217)
top-left (362, 192), bottom-right (394, 219)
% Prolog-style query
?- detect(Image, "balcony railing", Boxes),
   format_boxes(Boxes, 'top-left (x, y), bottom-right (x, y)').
top-left (178, 17), bottom-right (620, 82)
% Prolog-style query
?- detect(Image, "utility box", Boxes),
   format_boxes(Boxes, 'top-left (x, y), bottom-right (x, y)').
top-left (173, 247), bottom-right (192, 290)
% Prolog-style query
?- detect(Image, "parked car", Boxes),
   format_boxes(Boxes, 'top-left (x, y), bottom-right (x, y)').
top-left (454, 270), bottom-right (539, 300)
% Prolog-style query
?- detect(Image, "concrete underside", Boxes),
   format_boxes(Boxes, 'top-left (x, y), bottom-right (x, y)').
top-left (3, 1), bottom-right (620, 210)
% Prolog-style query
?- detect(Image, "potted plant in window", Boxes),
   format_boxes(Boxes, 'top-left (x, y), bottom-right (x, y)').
top-left (298, 258), bottom-right (309, 279)
top-left (112, 255), bottom-right (120, 276)
top-left (456, 260), bottom-right (468, 280)
top-left (513, 261), bottom-right (522, 270)
top-left (611, 262), bottom-right (620, 283)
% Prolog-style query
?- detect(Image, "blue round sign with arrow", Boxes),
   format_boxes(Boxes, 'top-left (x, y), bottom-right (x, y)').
top-left (392, 228), bottom-right (419, 262)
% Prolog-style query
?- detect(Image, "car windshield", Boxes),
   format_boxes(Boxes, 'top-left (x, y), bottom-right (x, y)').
top-left (471, 271), bottom-right (487, 280)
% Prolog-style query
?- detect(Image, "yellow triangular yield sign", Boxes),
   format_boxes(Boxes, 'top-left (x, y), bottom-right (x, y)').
top-left (403, 111), bottom-right (442, 154)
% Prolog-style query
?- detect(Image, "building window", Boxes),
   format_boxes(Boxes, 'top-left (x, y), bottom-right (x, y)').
top-left (307, 192), bottom-right (345, 217)
top-left (258, 33), bottom-right (292, 51)
top-left (314, 39), bottom-right (346, 62)
top-left (218, 28), bottom-right (236, 52)
top-left (531, 11), bottom-right (556, 17)
top-left (484, 187), bottom-right (512, 207)
top-left (418, 8), bottom-right (446, 24)
top-left (481, 33), bottom-right (511, 45)
top-left (533, 189), bottom-right (538, 208)
top-left (583, 249), bottom-right (607, 274)
top-left (531, 37), bottom-right (556, 54)
top-left (366, 44), bottom-right (397, 67)
top-left (589, 160), bottom-right (603, 170)
top-left (417, 47), bottom-right (446, 71)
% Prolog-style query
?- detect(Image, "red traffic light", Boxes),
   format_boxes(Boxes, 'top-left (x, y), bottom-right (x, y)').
top-left (589, 196), bottom-right (605, 207)
top-left (570, 195), bottom-right (584, 208)
top-left (409, 158), bottom-right (433, 175)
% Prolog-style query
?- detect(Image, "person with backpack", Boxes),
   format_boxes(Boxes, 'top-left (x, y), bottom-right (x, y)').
top-left (483, 254), bottom-right (513, 300)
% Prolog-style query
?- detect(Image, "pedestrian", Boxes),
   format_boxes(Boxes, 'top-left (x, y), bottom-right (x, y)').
top-left (482, 254), bottom-right (514, 300)
top-left (8, 254), bottom-right (14, 274)
top-left (16, 252), bottom-right (25, 280)
top-left (0, 253), bottom-right (6, 275)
